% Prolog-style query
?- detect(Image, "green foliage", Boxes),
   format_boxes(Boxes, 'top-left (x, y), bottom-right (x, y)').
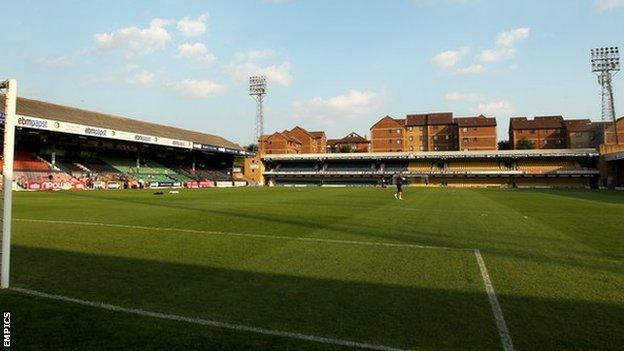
top-left (516, 138), bottom-right (536, 149)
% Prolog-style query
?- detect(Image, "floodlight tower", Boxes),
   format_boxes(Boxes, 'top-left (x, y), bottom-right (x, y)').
top-left (591, 47), bottom-right (620, 144)
top-left (249, 76), bottom-right (267, 146)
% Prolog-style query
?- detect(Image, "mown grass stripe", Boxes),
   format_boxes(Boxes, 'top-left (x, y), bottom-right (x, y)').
top-left (13, 287), bottom-right (412, 351)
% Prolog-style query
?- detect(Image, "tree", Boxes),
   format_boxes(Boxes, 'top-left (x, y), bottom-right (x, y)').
top-left (245, 144), bottom-right (258, 152)
top-left (516, 138), bottom-right (536, 150)
top-left (339, 145), bottom-right (353, 153)
top-left (497, 140), bottom-right (512, 150)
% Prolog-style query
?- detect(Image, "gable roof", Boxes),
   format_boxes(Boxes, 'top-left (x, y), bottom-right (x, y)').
top-left (510, 116), bottom-right (565, 130)
top-left (564, 119), bottom-right (594, 132)
top-left (426, 112), bottom-right (454, 125)
top-left (309, 131), bottom-right (326, 139)
top-left (1, 95), bottom-right (241, 149)
top-left (370, 115), bottom-right (403, 129)
top-left (405, 114), bottom-right (427, 126)
top-left (290, 126), bottom-right (314, 138)
top-left (454, 115), bottom-right (497, 127)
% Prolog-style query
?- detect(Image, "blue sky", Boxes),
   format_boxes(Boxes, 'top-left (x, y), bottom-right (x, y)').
top-left (1, 0), bottom-right (623, 145)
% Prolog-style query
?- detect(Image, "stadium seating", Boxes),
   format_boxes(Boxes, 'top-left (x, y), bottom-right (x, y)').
top-left (446, 160), bottom-right (507, 172)
top-left (1, 151), bottom-right (52, 172)
top-left (516, 159), bottom-right (582, 173)
top-left (189, 169), bottom-right (231, 181)
top-left (101, 157), bottom-right (189, 183)
top-left (408, 160), bottom-right (433, 173)
top-left (277, 163), bottom-right (317, 172)
top-left (324, 163), bottom-right (373, 172)
top-left (384, 162), bottom-right (408, 172)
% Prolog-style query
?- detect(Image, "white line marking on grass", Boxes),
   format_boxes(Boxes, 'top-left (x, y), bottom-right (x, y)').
top-left (14, 218), bottom-right (472, 251)
top-left (474, 249), bottom-right (515, 351)
top-left (15, 218), bottom-right (516, 351)
top-left (13, 287), bottom-right (411, 351)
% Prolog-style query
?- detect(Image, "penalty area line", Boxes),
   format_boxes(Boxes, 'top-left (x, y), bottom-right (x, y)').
top-left (14, 218), bottom-right (473, 252)
top-left (13, 287), bottom-right (411, 351)
top-left (474, 249), bottom-right (515, 351)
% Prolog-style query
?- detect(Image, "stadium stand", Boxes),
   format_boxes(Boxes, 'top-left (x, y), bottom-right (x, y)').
top-left (446, 160), bottom-right (508, 172)
top-left (516, 159), bottom-right (581, 173)
top-left (262, 149), bottom-right (600, 188)
top-left (324, 162), bottom-right (373, 172)
top-left (277, 163), bottom-right (318, 172)
top-left (408, 160), bottom-right (433, 173)
top-left (384, 162), bottom-right (408, 172)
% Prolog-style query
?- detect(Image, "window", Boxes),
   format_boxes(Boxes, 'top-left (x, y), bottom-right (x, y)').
top-left (473, 137), bottom-right (477, 142)
top-left (419, 146), bottom-right (424, 151)
top-left (408, 127), bottom-right (413, 131)
top-left (445, 135), bottom-right (449, 140)
top-left (463, 128), bottom-right (468, 132)
top-left (420, 126), bottom-right (424, 131)
top-left (434, 136), bottom-right (438, 140)
top-left (397, 129), bottom-right (402, 134)
top-left (409, 136), bottom-right (413, 141)
top-left (463, 138), bottom-right (469, 144)
top-left (473, 127), bottom-right (477, 131)
top-left (388, 140), bottom-right (392, 144)
top-left (409, 146), bottom-right (414, 151)
top-left (397, 140), bottom-right (401, 144)
top-left (530, 129), bottom-right (536, 134)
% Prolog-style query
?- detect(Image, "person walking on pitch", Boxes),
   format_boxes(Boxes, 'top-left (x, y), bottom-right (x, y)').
top-left (394, 173), bottom-right (404, 200)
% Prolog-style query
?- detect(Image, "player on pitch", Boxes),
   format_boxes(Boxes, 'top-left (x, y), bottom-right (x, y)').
top-left (394, 172), bottom-right (404, 200)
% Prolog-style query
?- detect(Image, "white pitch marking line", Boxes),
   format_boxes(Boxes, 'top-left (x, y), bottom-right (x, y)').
top-left (15, 218), bottom-right (515, 350)
top-left (474, 249), bottom-right (515, 351)
top-left (13, 287), bottom-right (411, 351)
top-left (14, 218), bottom-right (473, 252)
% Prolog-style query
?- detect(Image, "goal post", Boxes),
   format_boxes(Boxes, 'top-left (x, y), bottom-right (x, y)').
top-left (1, 78), bottom-right (17, 289)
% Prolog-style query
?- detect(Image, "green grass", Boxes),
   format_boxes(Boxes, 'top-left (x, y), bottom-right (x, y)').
top-left (1, 187), bottom-right (623, 350)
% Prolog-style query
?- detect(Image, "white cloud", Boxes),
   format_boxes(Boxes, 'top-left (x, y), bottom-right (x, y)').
top-left (478, 27), bottom-right (530, 63)
top-left (167, 79), bottom-right (226, 98)
top-left (295, 90), bottom-right (383, 117)
top-left (127, 70), bottom-right (155, 87)
top-left (431, 47), bottom-right (470, 69)
top-left (177, 42), bottom-right (216, 63)
top-left (595, 0), bottom-right (624, 11)
top-left (225, 61), bottom-right (293, 86)
top-left (445, 92), bottom-right (484, 103)
top-left (473, 100), bottom-right (514, 116)
top-left (93, 18), bottom-right (172, 56)
top-left (455, 64), bottom-right (485, 75)
top-left (35, 56), bottom-right (72, 67)
top-left (177, 14), bottom-right (208, 37)
top-left (234, 49), bottom-right (277, 61)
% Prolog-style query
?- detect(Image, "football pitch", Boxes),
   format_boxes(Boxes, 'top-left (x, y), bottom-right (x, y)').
top-left (2, 187), bottom-right (623, 350)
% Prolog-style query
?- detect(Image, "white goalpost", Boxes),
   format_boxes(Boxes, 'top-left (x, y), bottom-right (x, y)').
top-left (1, 78), bottom-right (17, 289)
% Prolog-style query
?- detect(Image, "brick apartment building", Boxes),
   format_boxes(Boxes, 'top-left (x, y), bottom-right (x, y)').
top-left (455, 115), bottom-right (497, 151)
top-left (289, 126), bottom-right (327, 153)
top-left (603, 116), bottom-right (624, 145)
top-left (369, 116), bottom-right (405, 152)
top-left (326, 132), bottom-right (370, 153)
top-left (260, 131), bottom-right (302, 154)
top-left (509, 116), bottom-right (567, 149)
top-left (260, 127), bottom-right (326, 154)
top-left (426, 113), bottom-right (457, 151)
top-left (370, 113), bottom-right (494, 152)
top-left (564, 119), bottom-right (600, 148)
top-left (404, 114), bottom-right (427, 152)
